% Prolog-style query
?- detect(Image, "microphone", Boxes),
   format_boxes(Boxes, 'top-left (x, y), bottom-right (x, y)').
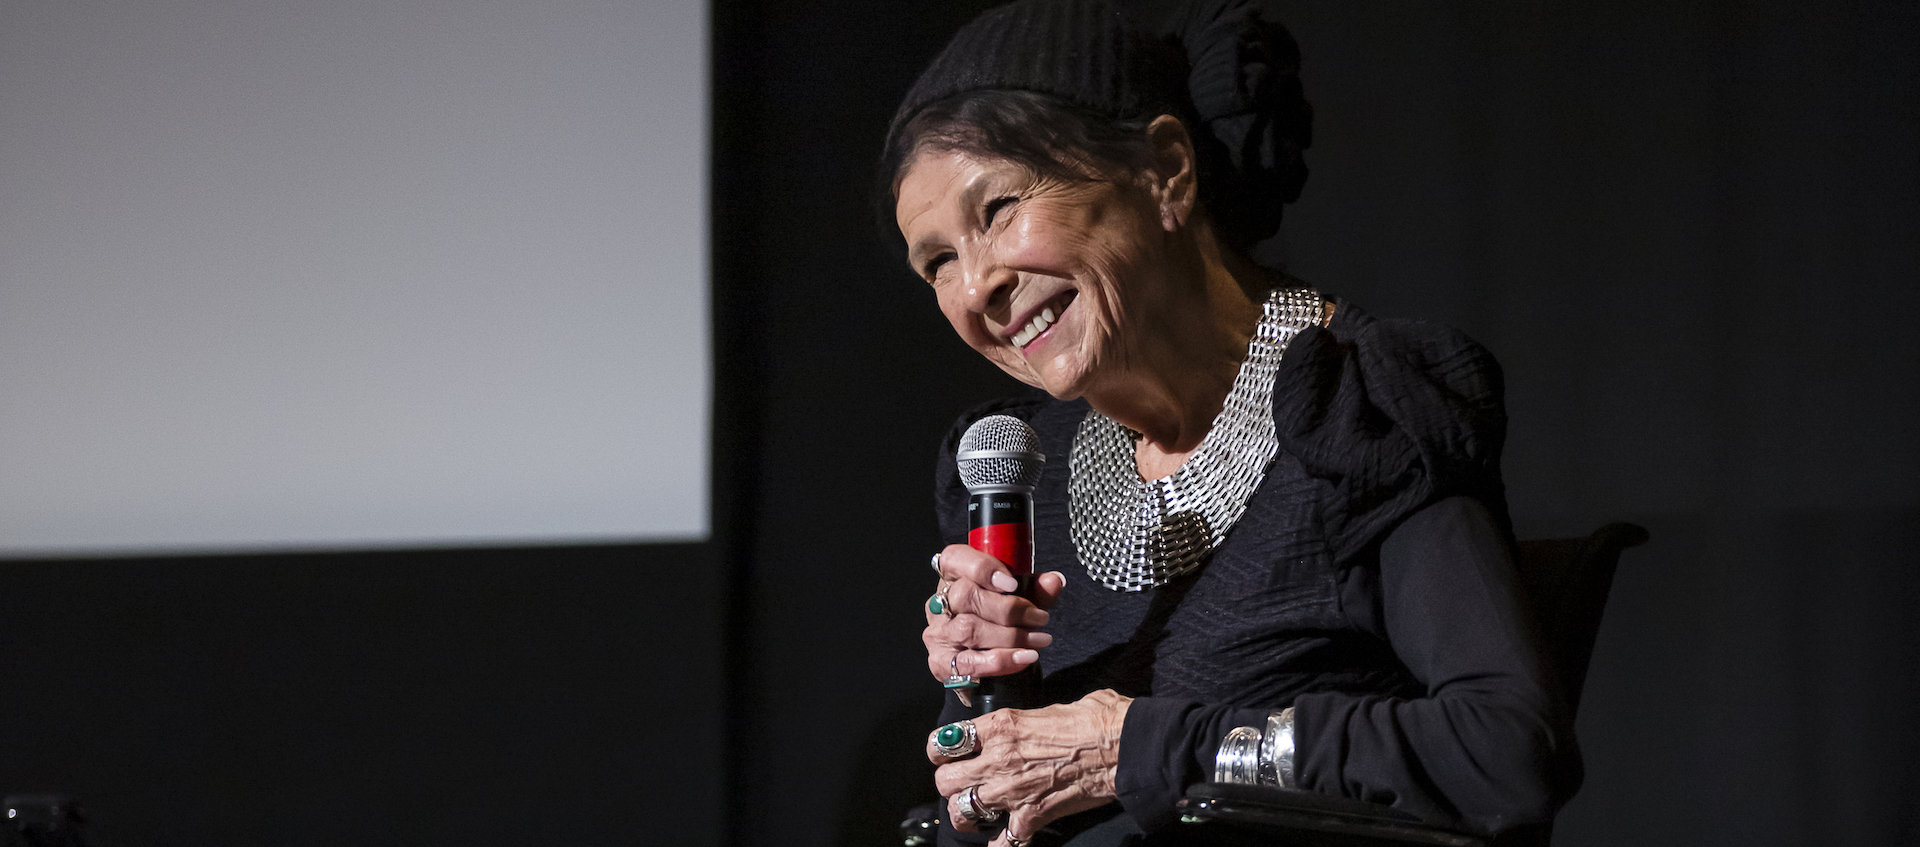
top-left (956, 414), bottom-right (1045, 713)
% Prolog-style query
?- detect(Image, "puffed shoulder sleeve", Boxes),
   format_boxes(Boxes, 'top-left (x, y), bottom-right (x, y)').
top-left (1271, 299), bottom-right (1512, 561)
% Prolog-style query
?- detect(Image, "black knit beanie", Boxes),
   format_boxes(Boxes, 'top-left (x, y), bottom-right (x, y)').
top-left (886, 0), bottom-right (1312, 247)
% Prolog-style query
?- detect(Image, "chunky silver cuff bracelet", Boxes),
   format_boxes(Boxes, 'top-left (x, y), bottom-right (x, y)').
top-left (1261, 707), bottom-right (1296, 788)
top-left (1212, 707), bottom-right (1296, 788)
top-left (1213, 725), bottom-right (1262, 784)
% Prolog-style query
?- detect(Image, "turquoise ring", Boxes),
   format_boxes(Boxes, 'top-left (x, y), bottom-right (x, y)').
top-left (943, 654), bottom-right (977, 691)
top-left (927, 592), bottom-right (947, 616)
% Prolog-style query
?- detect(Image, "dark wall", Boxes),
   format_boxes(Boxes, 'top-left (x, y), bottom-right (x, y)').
top-left (0, 543), bottom-right (724, 846)
top-left (712, 1), bottom-right (1918, 846)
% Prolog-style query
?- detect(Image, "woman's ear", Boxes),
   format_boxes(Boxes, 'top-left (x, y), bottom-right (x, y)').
top-left (1144, 115), bottom-right (1199, 232)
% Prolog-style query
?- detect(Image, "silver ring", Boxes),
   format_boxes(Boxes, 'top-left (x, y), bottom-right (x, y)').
top-left (931, 720), bottom-right (979, 758)
top-left (957, 784), bottom-right (1003, 825)
top-left (942, 653), bottom-right (977, 690)
top-left (930, 552), bottom-right (943, 575)
top-left (1006, 835), bottom-right (1030, 847)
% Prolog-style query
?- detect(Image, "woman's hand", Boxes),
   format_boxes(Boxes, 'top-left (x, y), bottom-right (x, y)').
top-left (929, 689), bottom-right (1133, 846)
top-left (925, 543), bottom-right (1065, 682)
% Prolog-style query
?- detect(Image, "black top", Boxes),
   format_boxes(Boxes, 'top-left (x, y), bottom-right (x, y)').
top-left (932, 300), bottom-right (1582, 844)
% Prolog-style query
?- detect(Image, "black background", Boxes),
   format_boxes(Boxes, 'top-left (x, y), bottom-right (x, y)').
top-left (4, 1), bottom-right (1916, 845)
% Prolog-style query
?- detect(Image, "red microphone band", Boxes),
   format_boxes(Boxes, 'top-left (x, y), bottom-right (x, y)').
top-left (966, 492), bottom-right (1033, 576)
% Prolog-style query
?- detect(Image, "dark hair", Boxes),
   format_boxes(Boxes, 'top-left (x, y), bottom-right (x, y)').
top-left (876, 0), bottom-right (1311, 257)
top-left (877, 87), bottom-right (1286, 256)
top-left (885, 89), bottom-right (1156, 187)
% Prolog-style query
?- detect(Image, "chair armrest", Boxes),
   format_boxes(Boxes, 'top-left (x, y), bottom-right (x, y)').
top-left (1176, 783), bottom-right (1488, 847)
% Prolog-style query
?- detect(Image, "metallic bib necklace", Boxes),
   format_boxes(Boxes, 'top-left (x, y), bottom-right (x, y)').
top-left (1068, 287), bottom-right (1326, 592)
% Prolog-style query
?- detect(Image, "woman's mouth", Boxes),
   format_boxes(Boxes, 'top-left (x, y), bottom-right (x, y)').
top-left (1011, 292), bottom-right (1077, 349)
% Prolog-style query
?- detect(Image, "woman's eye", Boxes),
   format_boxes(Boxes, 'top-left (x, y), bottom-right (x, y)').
top-left (984, 196), bottom-right (1016, 226)
top-left (923, 253), bottom-right (955, 282)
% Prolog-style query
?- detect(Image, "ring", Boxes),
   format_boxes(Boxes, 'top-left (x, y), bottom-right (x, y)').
top-left (957, 784), bottom-right (1003, 825)
top-left (1006, 835), bottom-right (1030, 847)
top-left (930, 552), bottom-right (943, 575)
top-left (927, 583), bottom-right (955, 617)
top-left (931, 720), bottom-right (979, 758)
top-left (943, 654), bottom-right (977, 690)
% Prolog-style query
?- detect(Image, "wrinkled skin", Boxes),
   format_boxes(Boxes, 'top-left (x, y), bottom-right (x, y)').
top-left (901, 117), bottom-right (1269, 843)
top-left (923, 543), bottom-right (1063, 682)
top-left (932, 690), bottom-right (1133, 846)
top-left (924, 544), bottom-right (1129, 846)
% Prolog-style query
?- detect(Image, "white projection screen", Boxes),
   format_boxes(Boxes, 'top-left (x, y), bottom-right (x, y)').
top-left (0, 0), bottom-right (709, 556)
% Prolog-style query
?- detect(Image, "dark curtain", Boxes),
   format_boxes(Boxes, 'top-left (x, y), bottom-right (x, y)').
top-left (0, 543), bottom-right (725, 845)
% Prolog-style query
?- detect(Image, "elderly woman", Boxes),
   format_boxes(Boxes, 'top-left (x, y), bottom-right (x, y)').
top-left (885, 1), bottom-right (1581, 845)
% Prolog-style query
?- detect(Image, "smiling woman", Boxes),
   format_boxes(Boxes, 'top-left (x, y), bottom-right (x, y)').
top-left (895, 135), bottom-right (1249, 426)
top-left (893, 114), bottom-right (1290, 481)
top-left (880, 1), bottom-right (1579, 846)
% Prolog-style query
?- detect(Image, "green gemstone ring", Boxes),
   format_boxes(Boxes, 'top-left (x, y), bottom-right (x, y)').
top-left (932, 719), bottom-right (979, 758)
top-left (927, 593), bottom-right (946, 616)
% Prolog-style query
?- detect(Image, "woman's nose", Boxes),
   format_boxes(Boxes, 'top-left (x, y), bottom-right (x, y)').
top-left (958, 255), bottom-right (1016, 316)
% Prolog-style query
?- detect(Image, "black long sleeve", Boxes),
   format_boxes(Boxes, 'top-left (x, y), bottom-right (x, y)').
top-left (1112, 496), bottom-right (1582, 835)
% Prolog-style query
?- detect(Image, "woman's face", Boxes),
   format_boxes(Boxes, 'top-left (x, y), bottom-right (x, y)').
top-left (894, 146), bottom-right (1184, 400)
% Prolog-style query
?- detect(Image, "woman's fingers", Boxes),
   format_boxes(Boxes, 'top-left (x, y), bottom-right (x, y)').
top-left (923, 644), bottom-right (1040, 682)
top-left (934, 695), bottom-right (1132, 839)
top-left (946, 792), bottom-right (983, 834)
top-left (926, 613), bottom-right (1054, 651)
top-left (938, 547), bottom-right (1066, 609)
top-left (942, 765), bottom-right (1024, 834)
top-left (937, 543), bottom-right (1018, 591)
top-left (933, 567), bottom-right (1051, 628)
top-left (995, 815), bottom-right (1036, 847)
top-left (925, 576), bottom-right (1052, 626)
top-left (993, 788), bottom-right (1103, 847)
top-left (925, 545), bottom-right (1059, 684)
top-left (1029, 570), bottom-right (1067, 612)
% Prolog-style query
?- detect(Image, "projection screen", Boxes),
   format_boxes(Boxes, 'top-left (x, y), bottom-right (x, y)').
top-left (0, 0), bottom-right (710, 556)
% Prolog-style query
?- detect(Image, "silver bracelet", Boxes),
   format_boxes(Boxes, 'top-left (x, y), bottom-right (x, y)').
top-left (1260, 707), bottom-right (1296, 788)
top-left (1212, 707), bottom-right (1296, 788)
top-left (1213, 725), bottom-right (1262, 784)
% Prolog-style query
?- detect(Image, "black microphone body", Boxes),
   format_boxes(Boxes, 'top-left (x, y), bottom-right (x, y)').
top-left (969, 488), bottom-right (1041, 713)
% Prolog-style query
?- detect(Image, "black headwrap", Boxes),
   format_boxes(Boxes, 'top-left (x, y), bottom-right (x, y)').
top-left (886, 0), bottom-right (1312, 246)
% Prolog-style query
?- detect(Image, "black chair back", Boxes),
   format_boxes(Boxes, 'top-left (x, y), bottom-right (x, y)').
top-left (1512, 523), bottom-right (1649, 715)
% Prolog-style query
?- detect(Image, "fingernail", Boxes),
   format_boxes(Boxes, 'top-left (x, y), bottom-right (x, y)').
top-left (1032, 610), bottom-right (1050, 626)
top-left (992, 572), bottom-right (1019, 592)
top-left (1012, 649), bottom-right (1039, 665)
top-left (1030, 632), bottom-right (1053, 647)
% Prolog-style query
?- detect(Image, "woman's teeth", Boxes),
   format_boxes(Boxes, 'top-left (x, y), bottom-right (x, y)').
top-left (1012, 306), bottom-right (1057, 347)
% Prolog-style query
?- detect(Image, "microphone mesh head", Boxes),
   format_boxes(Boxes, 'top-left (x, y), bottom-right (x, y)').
top-left (957, 414), bottom-right (1045, 490)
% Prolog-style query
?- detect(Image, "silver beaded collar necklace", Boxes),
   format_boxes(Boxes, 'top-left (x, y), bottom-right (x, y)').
top-left (1068, 287), bottom-right (1327, 592)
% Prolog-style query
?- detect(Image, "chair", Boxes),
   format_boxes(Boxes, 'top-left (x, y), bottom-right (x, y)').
top-left (1173, 522), bottom-right (1649, 847)
top-left (2, 795), bottom-right (88, 847)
